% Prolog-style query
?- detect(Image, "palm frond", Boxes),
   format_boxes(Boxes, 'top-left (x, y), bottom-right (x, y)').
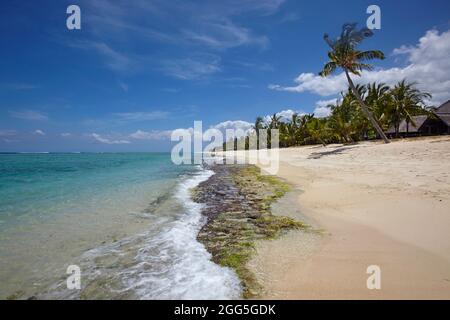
top-left (356, 50), bottom-right (385, 61)
top-left (319, 62), bottom-right (337, 77)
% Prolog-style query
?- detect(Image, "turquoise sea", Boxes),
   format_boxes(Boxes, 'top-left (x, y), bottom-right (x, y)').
top-left (0, 153), bottom-right (240, 299)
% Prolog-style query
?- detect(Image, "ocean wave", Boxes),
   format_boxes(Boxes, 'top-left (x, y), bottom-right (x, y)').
top-left (47, 166), bottom-right (242, 300)
top-left (120, 167), bottom-right (242, 299)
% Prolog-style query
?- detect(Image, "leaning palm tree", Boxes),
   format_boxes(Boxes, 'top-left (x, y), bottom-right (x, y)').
top-left (319, 23), bottom-right (390, 143)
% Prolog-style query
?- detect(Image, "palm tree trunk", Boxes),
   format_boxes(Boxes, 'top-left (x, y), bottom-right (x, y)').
top-left (344, 70), bottom-right (390, 144)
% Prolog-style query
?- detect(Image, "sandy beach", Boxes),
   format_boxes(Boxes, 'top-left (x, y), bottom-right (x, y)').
top-left (226, 136), bottom-right (450, 299)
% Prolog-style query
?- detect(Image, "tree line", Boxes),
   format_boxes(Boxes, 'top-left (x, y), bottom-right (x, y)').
top-left (219, 23), bottom-right (433, 151)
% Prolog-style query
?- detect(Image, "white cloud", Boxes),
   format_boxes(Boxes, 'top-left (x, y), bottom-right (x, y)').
top-left (269, 72), bottom-right (347, 96)
top-left (312, 99), bottom-right (339, 118)
top-left (212, 120), bottom-right (253, 136)
top-left (34, 129), bottom-right (45, 136)
top-left (61, 133), bottom-right (72, 137)
top-left (313, 106), bottom-right (331, 118)
top-left (263, 109), bottom-right (306, 124)
top-left (10, 110), bottom-right (48, 121)
top-left (90, 42), bottom-right (132, 72)
top-left (314, 99), bottom-right (339, 107)
top-left (68, 40), bottom-right (135, 73)
top-left (171, 120), bottom-right (253, 141)
top-left (203, 120), bottom-right (253, 150)
top-left (129, 129), bottom-right (172, 140)
top-left (91, 133), bottom-right (130, 144)
top-left (74, 0), bottom-right (283, 79)
top-left (83, 0), bottom-right (282, 50)
top-left (269, 29), bottom-right (450, 105)
top-left (162, 55), bottom-right (221, 80)
top-left (182, 20), bottom-right (269, 50)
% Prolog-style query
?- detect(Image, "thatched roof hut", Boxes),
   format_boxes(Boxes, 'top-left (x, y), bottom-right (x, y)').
top-left (386, 100), bottom-right (450, 137)
top-left (435, 100), bottom-right (450, 128)
top-left (436, 100), bottom-right (450, 114)
top-left (386, 115), bottom-right (428, 135)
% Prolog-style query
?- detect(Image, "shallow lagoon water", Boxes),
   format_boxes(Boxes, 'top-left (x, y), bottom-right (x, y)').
top-left (0, 153), bottom-right (240, 299)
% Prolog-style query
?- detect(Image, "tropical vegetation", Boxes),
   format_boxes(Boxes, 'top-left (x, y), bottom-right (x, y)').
top-left (219, 24), bottom-right (433, 151)
top-left (220, 80), bottom-right (432, 151)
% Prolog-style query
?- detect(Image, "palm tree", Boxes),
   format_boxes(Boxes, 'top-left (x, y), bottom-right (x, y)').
top-left (328, 98), bottom-right (358, 143)
top-left (290, 113), bottom-right (300, 129)
top-left (253, 116), bottom-right (265, 149)
top-left (305, 117), bottom-right (328, 146)
top-left (319, 23), bottom-right (390, 143)
top-left (297, 114), bottom-right (314, 144)
top-left (363, 82), bottom-right (393, 137)
top-left (268, 113), bottom-right (282, 129)
top-left (253, 116), bottom-right (264, 130)
top-left (389, 80), bottom-right (432, 136)
top-left (284, 120), bottom-right (299, 147)
top-left (365, 82), bottom-right (391, 129)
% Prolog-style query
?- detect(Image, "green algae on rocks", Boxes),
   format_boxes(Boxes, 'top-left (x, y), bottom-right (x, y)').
top-left (192, 165), bottom-right (305, 298)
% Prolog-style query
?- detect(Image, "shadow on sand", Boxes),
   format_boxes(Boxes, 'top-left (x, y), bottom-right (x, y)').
top-left (308, 145), bottom-right (358, 159)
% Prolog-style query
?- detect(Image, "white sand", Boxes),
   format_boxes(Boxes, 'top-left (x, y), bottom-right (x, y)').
top-left (223, 136), bottom-right (450, 299)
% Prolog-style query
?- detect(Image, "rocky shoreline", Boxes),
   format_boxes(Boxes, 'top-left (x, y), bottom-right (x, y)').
top-left (191, 164), bottom-right (305, 298)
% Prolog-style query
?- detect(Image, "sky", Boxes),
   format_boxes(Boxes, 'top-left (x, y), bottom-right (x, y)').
top-left (1, 0), bottom-right (450, 152)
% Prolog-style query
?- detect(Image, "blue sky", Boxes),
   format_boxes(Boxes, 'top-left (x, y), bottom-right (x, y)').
top-left (1, 0), bottom-right (450, 152)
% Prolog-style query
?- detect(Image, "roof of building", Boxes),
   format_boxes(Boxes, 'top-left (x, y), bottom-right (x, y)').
top-left (436, 100), bottom-right (450, 114)
top-left (436, 114), bottom-right (450, 126)
top-left (386, 115), bottom-right (429, 134)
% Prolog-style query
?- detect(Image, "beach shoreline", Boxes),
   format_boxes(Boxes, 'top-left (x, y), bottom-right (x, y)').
top-left (218, 136), bottom-right (450, 299)
top-left (192, 164), bottom-right (305, 298)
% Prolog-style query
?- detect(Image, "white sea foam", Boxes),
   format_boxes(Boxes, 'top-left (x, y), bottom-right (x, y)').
top-left (119, 167), bottom-right (242, 299)
top-left (41, 166), bottom-right (242, 300)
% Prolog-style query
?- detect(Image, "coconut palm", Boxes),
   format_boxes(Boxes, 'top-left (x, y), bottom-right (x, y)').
top-left (290, 113), bottom-right (300, 128)
top-left (252, 116), bottom-right (265, 149)
top-left (389, 80), bottom-right (432, 136)
top-left (319, 23), bottom-right (390, 143)
top-left (365, 82), bottom-right (391, 130)
top-left (253, 116), bottom-right (264, 131)
top-left (328, 98), bottom-right (358, 143)
top-left (305, 117), bottom-right (328, 146)
top-left (268, 113), bottom-right (282, 129)
top-left (283, 120), bottom-right (299, 147)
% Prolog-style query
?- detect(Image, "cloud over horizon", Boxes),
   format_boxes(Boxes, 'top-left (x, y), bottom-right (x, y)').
top-left (91, 133), bottom-right (130, 144)
top-left (129, 129), bottom-right (172, 140)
